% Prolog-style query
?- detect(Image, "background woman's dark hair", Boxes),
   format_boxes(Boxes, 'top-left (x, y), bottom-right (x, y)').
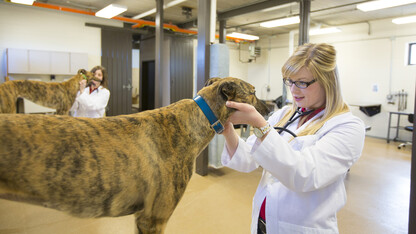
top-left (91, 65), bottom-right (108, 88)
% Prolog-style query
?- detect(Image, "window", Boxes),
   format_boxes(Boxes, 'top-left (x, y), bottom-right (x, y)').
top-left (408, 42), bottom-right (416, 65)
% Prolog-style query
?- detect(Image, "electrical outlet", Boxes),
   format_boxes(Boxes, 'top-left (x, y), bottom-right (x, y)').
top-left (372, 84), bottom-right (379, 92)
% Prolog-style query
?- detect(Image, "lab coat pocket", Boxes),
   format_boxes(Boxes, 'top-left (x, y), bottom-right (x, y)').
top-left (291, 135), bottom-right (319, 151)
top-left (279, 221), bottom-right (336, 234)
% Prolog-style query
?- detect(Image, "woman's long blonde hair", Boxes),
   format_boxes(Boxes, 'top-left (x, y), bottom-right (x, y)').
top-left (276, 43), bottom-right (349, 137)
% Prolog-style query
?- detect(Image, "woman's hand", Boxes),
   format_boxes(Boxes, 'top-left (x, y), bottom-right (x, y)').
top-left (79, 80), bottom-right (87, 93)
top-left (221, 101), bottom-right (268, 157)
top-left (226, 101), bottom-right (268, 128)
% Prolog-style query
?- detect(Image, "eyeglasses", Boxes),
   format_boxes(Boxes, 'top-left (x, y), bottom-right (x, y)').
top-left (283, 78), bottom-right (316, 89)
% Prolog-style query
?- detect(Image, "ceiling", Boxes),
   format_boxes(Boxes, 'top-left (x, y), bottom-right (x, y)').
top-left (34, 0), bottom-right (416, 38)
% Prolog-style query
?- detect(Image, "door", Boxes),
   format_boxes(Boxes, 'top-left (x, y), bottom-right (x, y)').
top-left (170, 36), bottom-right (194, 102)
top-left (101, 28), bottom-right (132, 116)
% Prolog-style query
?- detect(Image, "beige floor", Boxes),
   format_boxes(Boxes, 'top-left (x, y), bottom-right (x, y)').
top-left (0, 137), bottom-right (411, 234)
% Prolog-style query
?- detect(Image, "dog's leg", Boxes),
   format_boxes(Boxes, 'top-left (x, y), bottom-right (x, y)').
top-left (0, 86), bottom-right (17, 114)
top-left (0, 184), bottom-right (47, 207)
top-left (134, 213), bottom-right (167, 234)
top-left (56, 108), bottom-right (69, 115)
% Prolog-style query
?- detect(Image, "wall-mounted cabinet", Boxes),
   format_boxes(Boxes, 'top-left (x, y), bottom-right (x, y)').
top-left (7, 48), bottom-right (29, 73)
top-left (29, 50), bottom-right (50, 74)
top-left (70, 52), bottom-right (88, 74)
top-left (6, 48), bottom-right (88, 75)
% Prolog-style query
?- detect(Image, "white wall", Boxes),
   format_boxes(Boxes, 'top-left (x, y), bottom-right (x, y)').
top-left (228, 18), bottom-right (416, 140)
top-left (0, 2), bottom-right (123, 81)
top-left (1, 2), bottom-right (415, 141)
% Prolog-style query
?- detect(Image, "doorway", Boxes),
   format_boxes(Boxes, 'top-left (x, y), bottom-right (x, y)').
top-left (141, 60), bottom-right (155, 111)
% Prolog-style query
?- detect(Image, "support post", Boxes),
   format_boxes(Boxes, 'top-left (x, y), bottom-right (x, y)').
top-left (155, 0), bottom-right (164, 108)
top-left (298, 0), bottom-right (310, 45)
top-left (195, 0), bottom-right (212, 176)
top-left (409, 84), bottom-right (416, 233)
top-left (219, 20), bottom-right (226, 43)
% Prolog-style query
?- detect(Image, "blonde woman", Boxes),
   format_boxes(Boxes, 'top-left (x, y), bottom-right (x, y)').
top-left (70, 65), bottom-right (110, 118)
top-left (221, 43), bottom-right (365, 234)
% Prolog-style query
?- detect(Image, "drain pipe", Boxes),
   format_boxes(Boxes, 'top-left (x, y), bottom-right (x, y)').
top-left (289, 29), bottom-right (297, 56)
top-left (386, 37), bottom-right (397, 106)
top-left (283, 29), bottom-right (299, 105)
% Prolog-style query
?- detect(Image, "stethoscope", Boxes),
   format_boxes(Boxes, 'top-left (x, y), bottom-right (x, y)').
top-left (273, 108), bottom-right (315, 138)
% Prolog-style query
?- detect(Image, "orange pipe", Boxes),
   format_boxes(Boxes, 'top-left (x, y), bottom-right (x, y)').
top-left (33, 2), bottom-right (95, 16)
top-left (132, 22), bottom-right (197, 35)
top-left (32, 2), bottom-right (196, 35)
top-left (31, 2), bottom-right (251, 42)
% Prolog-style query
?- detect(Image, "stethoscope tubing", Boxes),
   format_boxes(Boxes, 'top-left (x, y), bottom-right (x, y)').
top-left (273, 108), bottom-right (315, 138)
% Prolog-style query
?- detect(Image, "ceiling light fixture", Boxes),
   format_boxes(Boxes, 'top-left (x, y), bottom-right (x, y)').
top-left (132, 0), bottom-right (187, 19)
top-left (357, 0), bottom-right (416, 12)
top-left (310, 27), bottom-right (342, 35)
top-left (392, 15), bottom-right (416, 24)
top-left (227, 32), bottom-right (259, 41)
top-left (10, 0), bottom-right (34, 5)
top-left (260, 16), bottom-right (300, 28)
top-left (133, 9), bottom-right (156, 19)
top-left (95, 4), bottom-right (127, 19)
top-left (260, 2), bottom-right (297, 12)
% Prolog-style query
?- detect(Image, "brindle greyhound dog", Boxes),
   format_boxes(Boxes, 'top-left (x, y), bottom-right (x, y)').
top-left (0, 77), bottom-right (270, 234)
top-left (0, 69), bottom-right (95, 115)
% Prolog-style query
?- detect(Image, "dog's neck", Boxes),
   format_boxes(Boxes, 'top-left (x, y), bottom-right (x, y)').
top-left (193, 95), bottom-right (224, 134)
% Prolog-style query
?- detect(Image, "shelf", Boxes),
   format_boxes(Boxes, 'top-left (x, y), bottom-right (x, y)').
top-left (350, 103), bottom-right (381, 117)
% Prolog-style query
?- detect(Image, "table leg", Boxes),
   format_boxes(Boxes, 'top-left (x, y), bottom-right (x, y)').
top-left (394, 114), bottom-right (401, 141)
top-left (387, 112), bottom-right (392, 143)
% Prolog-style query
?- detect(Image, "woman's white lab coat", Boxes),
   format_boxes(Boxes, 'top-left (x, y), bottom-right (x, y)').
top-left (70, 86), bottom-right (110, 118)
top-left (221, 106), bottom-right (365, 234)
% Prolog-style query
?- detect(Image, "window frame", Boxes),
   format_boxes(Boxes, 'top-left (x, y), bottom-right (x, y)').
top-left (408, 42), bottom-right (416, 65)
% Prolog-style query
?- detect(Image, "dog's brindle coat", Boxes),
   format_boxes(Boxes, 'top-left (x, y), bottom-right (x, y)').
top-left (0, 77), bottom-right (269, 234)
top-left (0, 69), bottom-right (94, 115)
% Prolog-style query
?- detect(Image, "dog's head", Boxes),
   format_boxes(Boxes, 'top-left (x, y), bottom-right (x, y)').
top-left (197, 77), bottom-right (271, 122)
top-left (76, 69), bottom-right (96, 85)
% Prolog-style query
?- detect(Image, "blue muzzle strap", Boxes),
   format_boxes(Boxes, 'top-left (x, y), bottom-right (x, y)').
top-left (193, 95), bottom-right (224, 134)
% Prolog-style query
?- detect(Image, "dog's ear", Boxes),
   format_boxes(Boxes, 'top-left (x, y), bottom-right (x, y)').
top-left (219, 82), bottom-right (238, 101)
top-left (77, 69), bottom-right (87, 75)
top-left (205, 78), bottom-right (222, 87)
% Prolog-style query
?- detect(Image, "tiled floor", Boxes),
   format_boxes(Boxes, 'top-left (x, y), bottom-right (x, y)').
top-left (0, 137), bottom-right (411, 234)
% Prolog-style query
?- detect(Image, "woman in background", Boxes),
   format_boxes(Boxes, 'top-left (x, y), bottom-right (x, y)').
top-left (70, 65), bottom-right (110, 118)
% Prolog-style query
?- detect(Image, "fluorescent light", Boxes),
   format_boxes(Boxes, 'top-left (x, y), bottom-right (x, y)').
top-left (261, 2), bottom-right (297, 12)
top-left (310, 27), bottom-right (342, 35)
top-left (10, 0), bottom-right (34, 5)
top-left (133, 0), bottom-right (187, 19)
top-left (166, 0), bottom-right (188, 8)
top-left (227, 32), bottom-right (259, 41)
top-left (96, 4), bottom-right (127, 19)
top-left (133, 9), bottom-right (156, 19)
top-left (260, 16), bottom-right (300, 28)
top-left (392, 15), bottom-right (416, 24)
top-left (357, 0), bottom-right (416, 12)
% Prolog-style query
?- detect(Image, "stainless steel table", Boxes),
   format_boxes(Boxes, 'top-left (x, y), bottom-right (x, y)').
top-left (387, 111), bottom-right (412, 143)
